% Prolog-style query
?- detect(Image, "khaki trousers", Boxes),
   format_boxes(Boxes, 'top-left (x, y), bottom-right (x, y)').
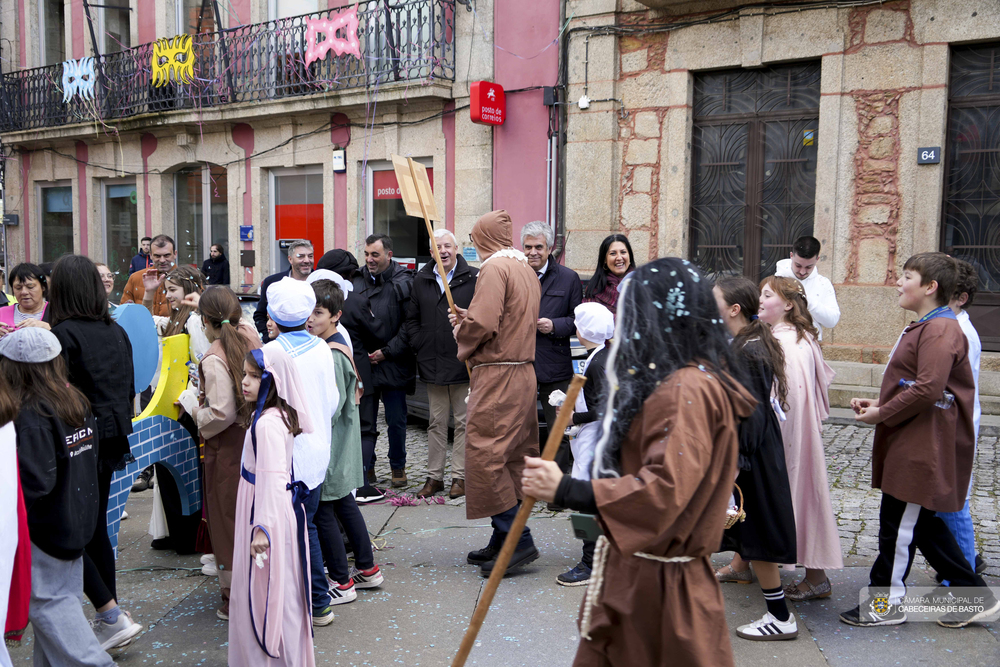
top-left (426, 383), bottom-right (468, 481)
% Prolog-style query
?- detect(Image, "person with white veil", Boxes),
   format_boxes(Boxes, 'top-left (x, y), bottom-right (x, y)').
top-left (229, 345), bottom-right (316, 667)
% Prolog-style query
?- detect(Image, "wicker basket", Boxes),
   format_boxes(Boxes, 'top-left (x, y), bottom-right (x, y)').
top-left (723, 484), bottom-right (746, 530)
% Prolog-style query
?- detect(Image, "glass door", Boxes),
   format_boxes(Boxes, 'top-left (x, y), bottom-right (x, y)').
top-left (39, 184), bottom-right (74, 261)
top-left (103, 180), bottom-right (138, 300)
top-left (269, 168), bottom-right (324, 274)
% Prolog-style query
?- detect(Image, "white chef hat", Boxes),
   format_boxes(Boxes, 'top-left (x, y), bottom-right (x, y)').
top-left (306, 268), bottom-right (354, 294)
top-left (267, 277), bottom-right (316, 327)
top-left (574, 302), bottom-right (615, 345)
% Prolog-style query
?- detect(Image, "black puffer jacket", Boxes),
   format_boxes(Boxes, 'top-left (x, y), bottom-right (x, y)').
top-left (316, 250), bottom-right (386, 398)
top-left (404, 256), bottom-right (478, 385)
top-left (356, 261), bottom-right (416, 392)
top-left (535, 259), bottom-right (583, 384)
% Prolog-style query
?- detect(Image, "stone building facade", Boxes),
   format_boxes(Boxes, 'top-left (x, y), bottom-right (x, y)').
top-left (561, 0), bottom-right (1000, 358)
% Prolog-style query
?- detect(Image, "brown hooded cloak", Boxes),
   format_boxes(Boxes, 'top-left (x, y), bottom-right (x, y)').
top-left (456, 210), bottom-right (541, 519)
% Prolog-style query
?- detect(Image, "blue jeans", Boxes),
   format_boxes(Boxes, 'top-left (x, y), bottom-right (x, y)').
top-left (938, 497), bottom-right (978, 584)
top-left (315, 494), bottom-right (375, 585)
top-left (370, 388), bottom-right (408, 471)
top-left (304, 486), bottom-right (331, 611)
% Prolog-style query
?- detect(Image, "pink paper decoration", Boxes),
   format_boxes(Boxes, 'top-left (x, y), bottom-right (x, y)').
top-left (304, 6), bottom-right (362, 66)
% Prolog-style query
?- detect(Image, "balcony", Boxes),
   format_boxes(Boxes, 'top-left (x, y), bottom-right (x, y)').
top-left (0, 0), bottom-right (455, 134)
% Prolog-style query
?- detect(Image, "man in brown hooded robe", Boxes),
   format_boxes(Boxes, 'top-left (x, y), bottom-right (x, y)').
top-left (451, 210), bottom-right (542, 575)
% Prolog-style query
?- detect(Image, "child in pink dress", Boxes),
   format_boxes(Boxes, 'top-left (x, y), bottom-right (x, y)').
top-left (759, 276), bottom-right (842, 601)
top-left (228, 346), bottom-right (316, 667)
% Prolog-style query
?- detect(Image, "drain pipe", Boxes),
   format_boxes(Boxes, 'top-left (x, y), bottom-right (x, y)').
top-left (552, 0), bottom-right (568, 260)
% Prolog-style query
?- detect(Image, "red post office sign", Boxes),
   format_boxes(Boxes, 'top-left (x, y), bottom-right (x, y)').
top-left (470, 81), bottom-right (506, 126)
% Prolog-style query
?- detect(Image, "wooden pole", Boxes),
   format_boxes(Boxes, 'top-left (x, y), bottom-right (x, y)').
top-left (405, 157), bottom-right (472, 376)
top-left (451, 373), bottom-right (588, 667)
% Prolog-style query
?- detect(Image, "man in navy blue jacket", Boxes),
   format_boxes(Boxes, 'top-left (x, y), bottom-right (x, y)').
top-left (521, 221), bottom-right (582, 476)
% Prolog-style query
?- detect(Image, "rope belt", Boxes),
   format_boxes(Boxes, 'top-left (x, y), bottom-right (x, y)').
top-left (472, 360), bottom-right (530, 370)
top-left (580, 535), bottom-right (695, 640)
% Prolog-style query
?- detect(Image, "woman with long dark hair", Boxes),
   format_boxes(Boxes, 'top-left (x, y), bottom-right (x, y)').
top-left (179, 287), bottom-right (261, 619)
top-left (523, 257), bottom-right (756, 666)
top-left (45, 255), bottom-right (141, 650)
top-left (713, 276), bottom-right (799, 640)
top-left (582, 234), bottom-right (635, 315)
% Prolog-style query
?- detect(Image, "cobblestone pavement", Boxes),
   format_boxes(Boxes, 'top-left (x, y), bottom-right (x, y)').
top-left (386, 413), bottom-right (1000, 571)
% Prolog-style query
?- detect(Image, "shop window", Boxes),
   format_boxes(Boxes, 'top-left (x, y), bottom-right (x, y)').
top-left (40, 0), bottom-right (66, 66)
top-left (943, 43), bottom-right (1000, 351)
top-left (689, 62), bottom-right (821, 283)
top-left (103, 181), bottom-right (138, 300)
top-left (270, 168), bottom-right (323, 274)
top-left (39, 184), bottom-right (73, 262)
top-left (368, 165), bottom-right (432, 269)
top-left (175, 165), bottom-right (228, 269)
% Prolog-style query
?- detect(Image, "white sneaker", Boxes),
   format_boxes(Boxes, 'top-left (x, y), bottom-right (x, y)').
top-left (327, 578), bottom-right (358, 605)
top-left (350, 565), bottom-right (384, 589)
top-left (121, 511), bottom-right (129, 521)
top-left (201, 553), bottom-right (218, 576)
top-left (91, 610), bottom-right (143, 650)
top-left (736, 611), bottom-right (798, 641)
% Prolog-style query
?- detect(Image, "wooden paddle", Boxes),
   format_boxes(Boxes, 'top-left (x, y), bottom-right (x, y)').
top-left (451, 373), bottom-right (588, 667)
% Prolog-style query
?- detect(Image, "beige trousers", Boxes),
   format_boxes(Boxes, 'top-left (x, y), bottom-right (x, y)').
top-left (425, 382), bottom-right (468, 481)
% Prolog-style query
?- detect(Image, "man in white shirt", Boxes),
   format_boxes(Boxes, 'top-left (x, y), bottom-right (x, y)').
top-left (264, 277), bottom-right (340, 625)
top-left (775, 236), bottom-right (840, 340)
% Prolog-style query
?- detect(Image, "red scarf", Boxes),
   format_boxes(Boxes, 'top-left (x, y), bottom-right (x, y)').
top-left (5, 466), bottom-right (30, 647)
top-left (587, 271), bottom-right (628, 315)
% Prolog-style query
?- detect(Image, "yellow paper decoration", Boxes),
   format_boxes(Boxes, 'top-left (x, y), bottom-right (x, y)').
top-left (151, 35), bottom-right (195, 87)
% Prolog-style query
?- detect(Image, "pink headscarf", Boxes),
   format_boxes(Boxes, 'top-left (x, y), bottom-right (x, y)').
top-left (257, 345), bottom-right (314, 436)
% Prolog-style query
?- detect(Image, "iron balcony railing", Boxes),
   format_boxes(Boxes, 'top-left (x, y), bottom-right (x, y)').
top-left (0, 0), bottom-right (455, 133)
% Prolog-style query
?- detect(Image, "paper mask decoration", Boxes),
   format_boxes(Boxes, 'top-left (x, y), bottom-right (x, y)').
top-left (152, 34), bottom-right (195, 87)
top-left (304, 6), bottom-right (362, 66)
top-left (61, 57), bottom-right (96, 102)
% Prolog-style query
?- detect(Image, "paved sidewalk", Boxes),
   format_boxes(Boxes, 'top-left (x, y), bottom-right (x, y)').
top-left (8, 421), bottom-right (998, 665)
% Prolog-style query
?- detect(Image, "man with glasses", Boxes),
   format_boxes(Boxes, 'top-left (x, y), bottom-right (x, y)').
top-left (254, 240), bottom-right (315, 342)
top-left (120, 234), bottom-right (175, 317)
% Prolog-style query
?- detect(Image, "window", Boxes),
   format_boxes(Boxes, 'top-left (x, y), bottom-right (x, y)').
top-left (101, 0), bottom-right (132, 54)
top-left (40, 0), bottom-right (66, 66)
top-left (178, 0), bottom-right (217, 34)
top-left (175, 165), bottom-right (228, 269)
top-left (103, 180), bottom-right (138, 300)
top-left (689, 62), bottom-right (821, 283)
top-left (366, 161), bottom-right (432, 268)
top-left (269, 168), bottom-right (324, 273)
top-left (270, 0), bottom-right (319, 20)
top-left (942, 43), bottom-right (1000, 351)
top-left (39, 184), bottom-right (74, 262)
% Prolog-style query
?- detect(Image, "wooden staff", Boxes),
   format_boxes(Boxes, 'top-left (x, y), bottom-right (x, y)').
top-left (451, 373), bottom-right (588, 667)
top-left (405, 157), bottom-right (472, 377)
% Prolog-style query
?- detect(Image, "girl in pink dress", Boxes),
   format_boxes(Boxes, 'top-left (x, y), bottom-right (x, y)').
top-left (228, 346), bottom-right (315, 667)
top-left (759, 276), bottom-right (842, 601)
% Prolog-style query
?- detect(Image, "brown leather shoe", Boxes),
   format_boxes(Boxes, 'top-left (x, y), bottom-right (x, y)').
top-left (449, 479), bottom-right (465, 499)
top-left (416, 478), bottom-right (444, 498)
top-left (391, 469), bottom-right (408, 488)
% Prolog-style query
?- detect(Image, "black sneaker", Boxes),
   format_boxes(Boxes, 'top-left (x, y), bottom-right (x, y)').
top-left (937, 595), bottom-right (1000, 628)
top-left (839, 602), bottom-right (907, 627)
top-left (556, 563), bottom-right (592, 587)
top-left (131, 467), bottom-right (154, 492)
top-left (480, 545), bottom-right (540, 577)
top-left (467, 535), bottom-right (503, 565)
top-left (355, 484), bottom-right (385, 505)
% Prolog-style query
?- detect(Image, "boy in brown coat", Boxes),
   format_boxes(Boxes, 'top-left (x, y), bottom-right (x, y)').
top-left (841, 252), bottom-right (998, 629)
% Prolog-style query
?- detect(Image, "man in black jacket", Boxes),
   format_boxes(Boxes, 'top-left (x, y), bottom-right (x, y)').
top-left (253, 240), bottom-right (314, 342)
top-left (201, 244), bottom-right (230, 285)
top-left (315, 249), bottom-right (388, 504)
top-left (404, 229), bottom-right (477, 499)
top-left (521, 221), bottom-right (582, 476)
top-left (359, 234), bottom-right (415, 488)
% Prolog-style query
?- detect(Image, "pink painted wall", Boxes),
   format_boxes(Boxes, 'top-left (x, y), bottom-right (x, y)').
top-left (330, 113), bottom-right (351, 249)
top-left (140, 134), bottom-right (158, 237)
top-left (232, 124), bottom-right (255, 288)
top-left (17, 0), bottom-right (26, 67)
top-left (76, 142), bottom-right (89, 256)
top-left (20, 152), bottom-right (32, 261)
top-left (229, 0), bottom-right (251, 25)
top-left (72, 0), bottom-right (85, 58)
top-left (443, 101), bottom-right (456, 233)
top-left (137, 0), bottom-right (157, 44)
top-left (492, 1), bottom-right (560, 250)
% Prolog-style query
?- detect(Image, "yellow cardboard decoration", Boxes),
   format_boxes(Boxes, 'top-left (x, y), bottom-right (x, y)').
top-left (135, 334), bottom-right (190, 422)
top-left (151, 34), bottom-right (195, 87)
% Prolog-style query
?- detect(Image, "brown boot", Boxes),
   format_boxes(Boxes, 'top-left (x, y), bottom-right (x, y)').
top-left (449, 479), bottom-right (465, 499)
top-left (391, 469), bottom-right (408, 488)
top-left (416, 478), bottom-right (444, 498)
